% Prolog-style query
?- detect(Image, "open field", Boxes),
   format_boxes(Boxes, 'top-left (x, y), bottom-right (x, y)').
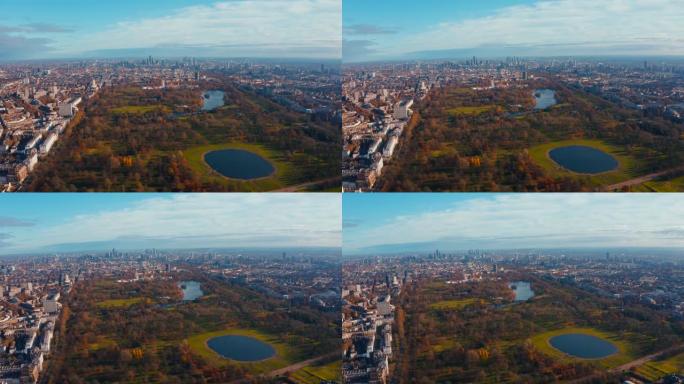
top-left (96, 297), bottom-right (148, 308)
top-left (635, 351), bottom-right (684, 381)
top-left (110, 105), bottom-right (170, 115)
top-left (290, 360), bottom-right (341, 384)
top-left (445, 105), bottom-right (497, 116)
top-left (186, 328), bottom-right (300, 374)
top-left (430, 298), bottom-right (480, 311)
top-left (528, 138), bottom-right (646, 186)
top-left (529, 327), bottom-right (637, 369)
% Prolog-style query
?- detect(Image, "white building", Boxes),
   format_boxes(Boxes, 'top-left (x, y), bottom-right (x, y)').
top-left (393, 99), bottom-right (414, 120)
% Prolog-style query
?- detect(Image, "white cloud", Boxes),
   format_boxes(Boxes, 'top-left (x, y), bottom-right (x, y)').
top-left (389, 0), bottom-right (684, 57)
top-left (56, 0), bottom-right (341, 58)
top-left (6, 194), bottom-right (340, 253)
top-left (345, 194), bottom-right (684, 252)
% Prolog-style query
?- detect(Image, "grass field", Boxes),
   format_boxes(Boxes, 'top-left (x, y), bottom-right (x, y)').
top-left (182, 142), bottom-right (294, 191)
top-left (635, 351), bottom-right (684, 381)
top-left (529, 327), bottom-right (636, 369)
top-left (430, 298), bottom-right (480, 311)
top-left (96, 297), bottom-right (148, 309)
top-left (640, 175), bottom-right (684, 192)
top-left (528, 138), bottom-right (645, 186)
top-left (290, 360), bottom-right (341, 384)
top-left (186, 328), bottom-right (299, 374)
top-left (445, 105), bottom-right (496, 116)
top-left (111, 105), bottom-right (170, 115)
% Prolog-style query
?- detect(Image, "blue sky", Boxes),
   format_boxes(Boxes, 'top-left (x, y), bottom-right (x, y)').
top-left (0, 194), bottom-right (341, 255)
top-left (1, 0), bottom-right (341, 60)
top-left (343, 0), bottom-right (684, 62)
top-left (343, 194), bottom-right (684, 255)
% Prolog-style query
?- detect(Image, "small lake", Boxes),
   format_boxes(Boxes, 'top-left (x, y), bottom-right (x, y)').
top-left (204, 149), bottom-right (275, 180)
top-left (549, 333), bottom-right (618, 359)
top-left (179, 281), bottom-right (203, 301)
top-left (549, 146), bottom-right (618, 174)
top-left (509, 281), bottom-right (535, 301)
top-left (534, 89), bottom-right (557, 110)
top-left (207, 335), bottom-right (276, 361)
top-left (202, 90), bottom-right (225, 111)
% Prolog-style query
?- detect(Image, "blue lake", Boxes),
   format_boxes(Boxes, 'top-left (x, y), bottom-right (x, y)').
top-left (202, 90), bottom-right (225, 111)
top-left (549, 333), bottom-right (618, 359)
top-left (549, 146), bottom-right (618, 174)
top-left (179, 281), bottom-right (203, 301)
top-left (204, 149), bottom-right (275, 180)
top-left (534, 89), bottom-right (558, 110)
top-left (509, 281), bottom-right (535, 301)
top-left (207, 335), bottom-right (276, 362)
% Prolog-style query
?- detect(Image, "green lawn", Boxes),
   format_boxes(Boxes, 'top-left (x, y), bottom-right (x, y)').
top-left (529, 327), bottom-right (636, 369)
top-left (528, 138), bottom-right (644, 186)
top-left (186, 328), bottom-right (300, 374)
top-left (96, 297), bottom-right (147, 309)
top-left (290, 360), bottom-right (341, 384)
top-left (182, 142), bottom-right (294, 191)
top-left (110, 105), bottom-right (170, 115)
top-left (635, 351), bottom-right (684, 381)
top-left (641, 175), bottom-right (684, 192)
top-left (445, 105), bottom-right (496, 116)
top-left (430, 298), bottom-right (480, 311)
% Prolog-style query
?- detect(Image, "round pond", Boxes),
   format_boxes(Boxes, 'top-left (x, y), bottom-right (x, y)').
top-left (204, 149), bottom-right (275, 180)
top-left (549, 145), bottom-right (618, 174)
top-left (207, 335), bottom-right (276, 362)
top-left (549, 333), bottom-right (618, 359)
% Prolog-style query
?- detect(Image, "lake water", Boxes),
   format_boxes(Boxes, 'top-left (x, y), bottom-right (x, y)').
top-left (549, 146), bottom-right (618, 174)
top-left (202, 90), bottom-right (225, 111)
top-left (204, 149), bottom-right (275, 180)
top-left (207, 335), bottom-right (276, 361)
top-left (534, 89), bottom-right (557, 110)
top-left (179, 281), bottom-right (203, 301)
top-left (549, 333), bottom-right (618, 359)
top-left (509, 281), bottom-right (535, 301)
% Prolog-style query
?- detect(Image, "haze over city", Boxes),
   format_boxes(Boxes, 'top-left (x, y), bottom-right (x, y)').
top-left (343, 194), bottom-right (684, 254)
top-left (1, 0), bottom-right (341, 60)
top-left (0, 193), bottom-right (341, 254)
top-left (343, 0), bottom-right (684, 62)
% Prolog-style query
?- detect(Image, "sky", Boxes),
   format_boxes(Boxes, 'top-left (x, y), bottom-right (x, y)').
top-left (343, 0), bottom-right (684, 62)
top-left (0, 194), bottom-right (341, 255)
top-left (0, 0), bottom-right (341, 61)
top-left (343, 194), bottom-right (684, 255)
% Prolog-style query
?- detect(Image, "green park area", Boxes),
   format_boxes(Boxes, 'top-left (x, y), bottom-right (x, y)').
top-left (528, 138), bottom-right (645, 186)
top-left (529, 327), bottom-right (637, 369)
top-left (186, 328), bottom-right (300, 374)
top-left (635, 351), bottom-right (684, 381)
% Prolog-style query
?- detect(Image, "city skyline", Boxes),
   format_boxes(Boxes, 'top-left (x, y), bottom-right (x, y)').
top-left (1, 0), bottom-right (341, 61)
top-left (343, 0), bottom-right (684, 62)
top-left (343, 194), bottom-right (684, 254)
top-left (0, 193), bottom-right (341, 255)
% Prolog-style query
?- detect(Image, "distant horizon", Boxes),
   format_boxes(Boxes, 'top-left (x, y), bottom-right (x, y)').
top-left (0, 245), bottom-right (342, 259)
top-left (1, 0), bottom-right (341, 61)
top-left (0, 55), bottom-right (342, 65)
top-left (344, 0), bottom-right (684, 63)
top-left (343, 245), bottom-right (684, 257)
top-left (0, 194), bottom-right (341, 255)
top-left (343, 194), bottom-right (684, 255)
top-left (341, 54), bottom-right (684, 66)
